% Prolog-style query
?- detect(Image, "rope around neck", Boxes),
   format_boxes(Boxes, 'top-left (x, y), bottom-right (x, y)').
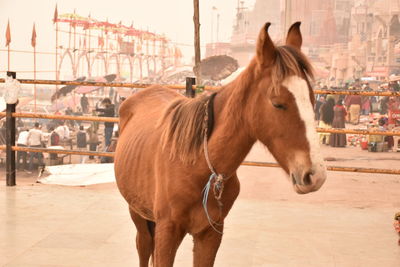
top-left (202, 173), bottom-right (224, 234)
top-left (201, 97), bottom-right (227, 235)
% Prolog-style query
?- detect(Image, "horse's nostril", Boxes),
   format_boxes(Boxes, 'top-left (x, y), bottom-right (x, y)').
top-left (303, 171), bottom-right (312, 186)
top-left (291, 174), bottom-right (296, 185)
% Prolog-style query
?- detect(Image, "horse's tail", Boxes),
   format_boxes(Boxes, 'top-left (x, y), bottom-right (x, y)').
top-left (146, 220), bottom-right (156, 265)
top-left (129, 207), bottom-right (156, 266)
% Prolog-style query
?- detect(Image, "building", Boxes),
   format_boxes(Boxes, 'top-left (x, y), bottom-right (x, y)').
top-left (325, 0), bottom-right (400, 85)
top-left (229, 0), bottom-right (350, 66)
top-left (228, 0), bottom-right (400, 84)
top-left (230, 0), bottom-right (281, 66)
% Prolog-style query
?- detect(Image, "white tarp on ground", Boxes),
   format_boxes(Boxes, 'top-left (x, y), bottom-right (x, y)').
top-left (37, 163), bottom-right (115, 186)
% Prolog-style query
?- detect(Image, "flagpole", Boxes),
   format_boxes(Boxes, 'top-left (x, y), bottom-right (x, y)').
top-left (32, 23), bottom-right (37, 113)
top-left (56, 16), bottom-right (59, 84)
top-left (34, 44), bottom-right (37, 113)
top-left (73, 9), bottom-right (77, 78)
top-left (6, 19), bottom-right (11, 71)
top-left (7, 44), bottom-right (10, 72)
top-left (88, 13), bottom-right (91, 78)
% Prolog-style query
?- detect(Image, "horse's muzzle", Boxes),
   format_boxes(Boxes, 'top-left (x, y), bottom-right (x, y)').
top-left (290, 165), bottom-right (326, 194)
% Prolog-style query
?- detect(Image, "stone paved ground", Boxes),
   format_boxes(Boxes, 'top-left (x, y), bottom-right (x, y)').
top-left (1, 143), bottom-right (400, 266)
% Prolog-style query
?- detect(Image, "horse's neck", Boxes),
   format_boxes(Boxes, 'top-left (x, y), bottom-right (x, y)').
top-left (207, 83), bottom-right (255, 176)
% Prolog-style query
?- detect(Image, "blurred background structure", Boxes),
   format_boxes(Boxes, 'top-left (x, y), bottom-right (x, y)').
top-left (2, 0), bottom-right (400, 112)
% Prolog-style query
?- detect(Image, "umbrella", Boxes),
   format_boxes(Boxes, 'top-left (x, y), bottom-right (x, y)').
top-left (104, 74), bottom-right (117, 82)
top-left (194, 55), bottom-right (239, 81)
top-left (75, 74), bottom-right (118, 94)
top-left (51, 76), bottom-right (86, 102)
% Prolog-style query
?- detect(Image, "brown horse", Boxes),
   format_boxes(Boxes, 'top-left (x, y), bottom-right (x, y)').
top-left (114, 22), bottom-right (327, 267)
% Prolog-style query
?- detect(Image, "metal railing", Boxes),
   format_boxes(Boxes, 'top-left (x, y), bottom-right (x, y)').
top-left (2, 77), bottom-right (400, 95)
top-left (1, 75), bottom-right (399, 186)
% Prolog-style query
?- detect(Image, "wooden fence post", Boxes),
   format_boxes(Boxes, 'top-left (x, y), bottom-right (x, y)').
top-left (185, 77), bottom-right (196, 98)
top-left (6, 71), bottom-right (16, 186)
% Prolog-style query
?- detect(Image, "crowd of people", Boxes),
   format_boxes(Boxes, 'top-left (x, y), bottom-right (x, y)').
top-left (0, 97), bottom-right (121, 173)
top-left (315, 82), bottom-right (400, 150)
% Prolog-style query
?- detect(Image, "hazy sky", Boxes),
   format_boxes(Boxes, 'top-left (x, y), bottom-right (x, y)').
top-left (0, 0), bottom-right (256, 79)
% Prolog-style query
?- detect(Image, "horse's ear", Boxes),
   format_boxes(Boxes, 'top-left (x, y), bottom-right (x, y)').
top-left (256, 22), bottom-right (276, 66)
top-left (286, 22), bottom-right (302, 50)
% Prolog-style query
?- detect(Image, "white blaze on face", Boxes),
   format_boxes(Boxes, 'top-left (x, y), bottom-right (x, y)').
top-left (282, 76), bottom-right (327, 186)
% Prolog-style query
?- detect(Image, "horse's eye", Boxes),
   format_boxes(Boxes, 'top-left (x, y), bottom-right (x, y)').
top-left (272, 103), bottom-right (287, 110)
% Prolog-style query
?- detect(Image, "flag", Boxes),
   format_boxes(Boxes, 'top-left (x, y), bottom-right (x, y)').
top-left (5, 20), bottom-right (11, 47)
top-left (31, 23), bottom-right (37, 48)
top-left (98, 36), bottom-right (104, 47)
top-left (53, 4), bottom-right (58, 24)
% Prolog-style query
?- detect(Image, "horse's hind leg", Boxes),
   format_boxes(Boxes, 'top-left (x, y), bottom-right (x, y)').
top-left (129, 208), bottom-right (154, 267)
top-left (192, 226), bottom-right (224, 267)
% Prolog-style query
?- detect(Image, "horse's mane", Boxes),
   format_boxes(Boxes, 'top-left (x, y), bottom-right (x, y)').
top-left (160, 45), bottom-right (313, 164)
top-left (160, 94), bottom-right (211, 163)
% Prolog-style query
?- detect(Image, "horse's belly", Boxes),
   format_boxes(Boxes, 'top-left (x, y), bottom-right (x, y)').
top-left (114, 87), bottom-right (190, 221)
top-left (114, 90), bottom-right (173, 220)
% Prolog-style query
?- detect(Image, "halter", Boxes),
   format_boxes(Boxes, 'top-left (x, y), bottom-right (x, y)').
top-left (201, 93), bottom-right (227, 235)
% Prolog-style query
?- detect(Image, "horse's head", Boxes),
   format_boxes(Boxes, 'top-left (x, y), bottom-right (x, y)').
top-left (246, 22), bottom-right (326, 194)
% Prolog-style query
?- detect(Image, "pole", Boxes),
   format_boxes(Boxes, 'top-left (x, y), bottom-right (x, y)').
top-left (34, 45), bottom-right (37, 113)
top-left (216, 13), bottom-right (220, 44)
top-left (73, 9), bottom-right (77, 77)
top-left (193, 0), bottom-right (201, 83)
top-left (185, 77), bottom-right (196, 98)
top-left (211, 8), bottom-right (214, 45)
top-left (6, 71), bottom-right (16, 186)
top-left (68, 16), bottom-right (72, 49)
top-left (56, 20), bottom-right (59, 87)
top-left (6, 19), bottom-right (11, 71)
top-left (7, 45), bottom-right (10, 71)
top-left (88, 20), bottom-right (91, 78)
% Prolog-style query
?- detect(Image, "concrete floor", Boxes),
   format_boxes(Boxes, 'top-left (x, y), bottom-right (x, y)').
top-left (1, 144), bottom-right (400, 266)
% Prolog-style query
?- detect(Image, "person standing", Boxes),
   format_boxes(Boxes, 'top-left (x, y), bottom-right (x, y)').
top-left (314, 96), bottom-right (325, 121)
top-left (87, 126), bottom-right (99, 160)
top-left (361, 95), bottom-right (371, 115)
top-left (27, 122), bottom-right (44, 171)
top-left (318, 98), bottom-right (335, 144)
top-left (329, 100), bottom-right (347, 147)
top-left (55, 121), bottom-right (70, 144)
top-left (16, 128), bottom-right (29, 170)
top-left (80, 94), bottom-right (89, 113)
top-left (48, 127), bottom-right (60, 164)
top-left (76, 125), bottom-right (87, 164)
top-left (347, 94), bottom-right (362, 125)
top-left (96, 98), bottom-right (115, 147)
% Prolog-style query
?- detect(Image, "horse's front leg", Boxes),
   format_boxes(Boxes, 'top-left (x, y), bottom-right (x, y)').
top-left (193, 225), bottom-right (224, 267)
top-left (153, 220), bottom-right (186, 267)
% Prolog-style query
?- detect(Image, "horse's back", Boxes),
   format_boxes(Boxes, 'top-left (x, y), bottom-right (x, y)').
top-left (115, 85), bottom-right (182, 220)
top-left (118, 85), bottom-right (180, 133)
